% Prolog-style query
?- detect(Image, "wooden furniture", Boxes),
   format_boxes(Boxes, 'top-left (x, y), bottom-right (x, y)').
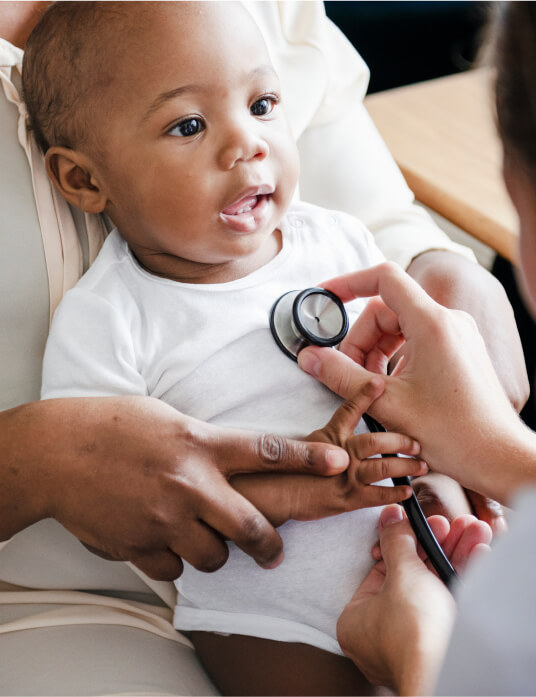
top-left (365, 69), bottom-right (518, 263)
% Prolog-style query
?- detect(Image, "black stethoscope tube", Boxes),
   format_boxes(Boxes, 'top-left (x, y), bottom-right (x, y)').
top-left (362, 413), bottom-right (458, 588)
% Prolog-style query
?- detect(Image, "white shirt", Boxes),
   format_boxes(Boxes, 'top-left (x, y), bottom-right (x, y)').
top-left (42, 201), bottom-right (389, 654)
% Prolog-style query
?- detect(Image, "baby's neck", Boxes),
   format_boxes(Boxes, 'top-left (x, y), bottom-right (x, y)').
top-left (131, 229), bottom-right (282, 285)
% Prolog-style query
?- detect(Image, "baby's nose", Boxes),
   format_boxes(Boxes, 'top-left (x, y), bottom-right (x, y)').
top-left (218, 126), bottom-right (269, 170)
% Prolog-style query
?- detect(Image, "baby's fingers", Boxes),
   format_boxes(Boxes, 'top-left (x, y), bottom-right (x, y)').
top-left (355, 456), bottom-right (427, 486)
top-left (354, 483), bottom-right (413, 509)
top-left (349, 431), bottom-right (420, 461)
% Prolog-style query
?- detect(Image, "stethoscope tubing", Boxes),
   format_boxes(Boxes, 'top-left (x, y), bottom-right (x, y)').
top-left (362, 413), bottom-right (458, 588)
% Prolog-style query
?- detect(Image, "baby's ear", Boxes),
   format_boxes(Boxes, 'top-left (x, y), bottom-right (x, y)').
top-left (45, 147), bottom-right (107, 213)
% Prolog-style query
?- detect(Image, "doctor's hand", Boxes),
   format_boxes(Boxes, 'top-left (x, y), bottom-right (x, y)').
top-left (298, 262), bottom-right (533, 504)
top-left (232, 378), bottom-right (426, 527)
top-left (1, 396), bottom-right (352, 581)
top-left (337, 505), bottom-right (492, 696)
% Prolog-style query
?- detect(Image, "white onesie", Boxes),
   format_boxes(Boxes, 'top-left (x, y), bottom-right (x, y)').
top-left (41, 201), bottom-right (388, 655)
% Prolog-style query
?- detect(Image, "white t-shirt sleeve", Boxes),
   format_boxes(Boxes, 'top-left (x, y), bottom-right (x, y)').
top-left (41, 288), bottom-right (147, 399)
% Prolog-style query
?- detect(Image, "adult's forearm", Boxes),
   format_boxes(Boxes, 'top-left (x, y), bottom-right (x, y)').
top-left (0, 395), bottom-right (356, 579)
top-left (0, 401), bottom-right (51, 539)
top-left (407, 250), bottom-right (529, 412)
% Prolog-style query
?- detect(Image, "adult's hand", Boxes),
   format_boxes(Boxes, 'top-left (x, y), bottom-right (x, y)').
top-left (406, 250), bottom-right (529, 413)
top-left (0, 396), bottom-right (351, 581)
top-left (337, 505), bottom-right (492, 696)
top-left (298, 262), bottom-right (536, 504)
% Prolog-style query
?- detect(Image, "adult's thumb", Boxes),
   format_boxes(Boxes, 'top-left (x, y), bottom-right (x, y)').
top-left (378, 505), bottom-right (421, 576)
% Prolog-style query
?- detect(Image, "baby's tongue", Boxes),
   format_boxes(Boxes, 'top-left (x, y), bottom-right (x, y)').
top-left (222, 195), bottom-right (257, 216)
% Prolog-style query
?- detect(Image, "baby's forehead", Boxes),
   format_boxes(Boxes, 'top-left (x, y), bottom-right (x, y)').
top-left (87, 2), bottom-right (271, 95)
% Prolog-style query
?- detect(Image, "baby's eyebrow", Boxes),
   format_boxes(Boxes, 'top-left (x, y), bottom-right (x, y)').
top-left (141, 84), bottom-right (204, 123)
top-left (140, 64), bottom-right (278, 124)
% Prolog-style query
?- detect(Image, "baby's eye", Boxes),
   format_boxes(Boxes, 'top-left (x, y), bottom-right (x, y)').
top-left (250, 96), bottom-right (278, 117)
top-left (168, 117), bottom-right (205, 138)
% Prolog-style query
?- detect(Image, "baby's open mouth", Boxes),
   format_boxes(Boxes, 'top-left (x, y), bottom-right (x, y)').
top-left (219, 189), bottom-right (273, 233)
top-left (221, 194), bottom-right (266, 216)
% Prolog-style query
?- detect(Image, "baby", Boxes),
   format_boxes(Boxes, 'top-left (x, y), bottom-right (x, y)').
top-left (25, 2), bottom-right (466, 694)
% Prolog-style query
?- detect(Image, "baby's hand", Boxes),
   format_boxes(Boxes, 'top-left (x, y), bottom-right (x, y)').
top-left (304, 397), bottom-right (428, 510)
top-left (231, 379), bottom-right (426, 526)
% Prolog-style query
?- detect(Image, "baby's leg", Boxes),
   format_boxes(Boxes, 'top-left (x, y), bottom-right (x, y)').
top-left (191, 632), bottom-right (385, 696)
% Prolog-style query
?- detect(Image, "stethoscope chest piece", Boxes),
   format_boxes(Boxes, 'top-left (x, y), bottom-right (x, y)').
top-left (270, 288), bottom-right (349, 360)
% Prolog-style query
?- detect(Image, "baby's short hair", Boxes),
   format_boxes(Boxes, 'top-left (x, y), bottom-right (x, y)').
top-left (22, 1), bottom-right (128, 153)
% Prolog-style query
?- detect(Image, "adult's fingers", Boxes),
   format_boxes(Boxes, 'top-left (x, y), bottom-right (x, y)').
top-left (372, 513), bottom-right (492, 575)
top-left (298, 345), bottom-right (381, 402)
top-left (169, 520), bottom-right (230, 573)
top-left (376, 505), bottom-right (423, 574)
top-left (338, 295), bottom-right (403, 370)
top-left (199, 477), bottom-right (285, 569)
top-left (439, 515), bottom-right (492, 573)
top-left (130, 549), bottom-right (185, 582)
top-left (321, 262), bottom-right (437, 329)
top-left (372, 513), bottom-right (450, 563)
top-left (208, 423), bottom-right (350, 477)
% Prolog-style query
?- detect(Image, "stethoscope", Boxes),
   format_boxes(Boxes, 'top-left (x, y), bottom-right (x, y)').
top-left (270, 287), bottom-right (458, 588)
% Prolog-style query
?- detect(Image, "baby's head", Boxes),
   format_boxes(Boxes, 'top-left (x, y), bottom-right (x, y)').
top-left (22, 1), bottom-right (300, 282)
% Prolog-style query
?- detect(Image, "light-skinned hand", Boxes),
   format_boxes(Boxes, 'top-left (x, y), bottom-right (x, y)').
top-left (298, 262), bottom-right (536, 504)
top-left (337, 504), bottom-right (492, 696)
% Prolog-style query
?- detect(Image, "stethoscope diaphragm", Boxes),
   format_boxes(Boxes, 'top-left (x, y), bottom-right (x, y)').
top-left (269, 288), bottom-right (349, 361)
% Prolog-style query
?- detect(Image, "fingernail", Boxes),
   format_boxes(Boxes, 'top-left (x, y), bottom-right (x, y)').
top-left (380, 505), bottom-right (404, 528)
top-left (411, 441), bottom-right (421, 455)
top-left (298, 351), bottom-right (320, 377)
top-left (418, 459), bottom-right (428, 474)
top-left (494, 516), bottom-right (507, 535)
top-left (259, 549), bottom-right (284, 570)
top-left (325, 448), bottom-right (349, 471)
